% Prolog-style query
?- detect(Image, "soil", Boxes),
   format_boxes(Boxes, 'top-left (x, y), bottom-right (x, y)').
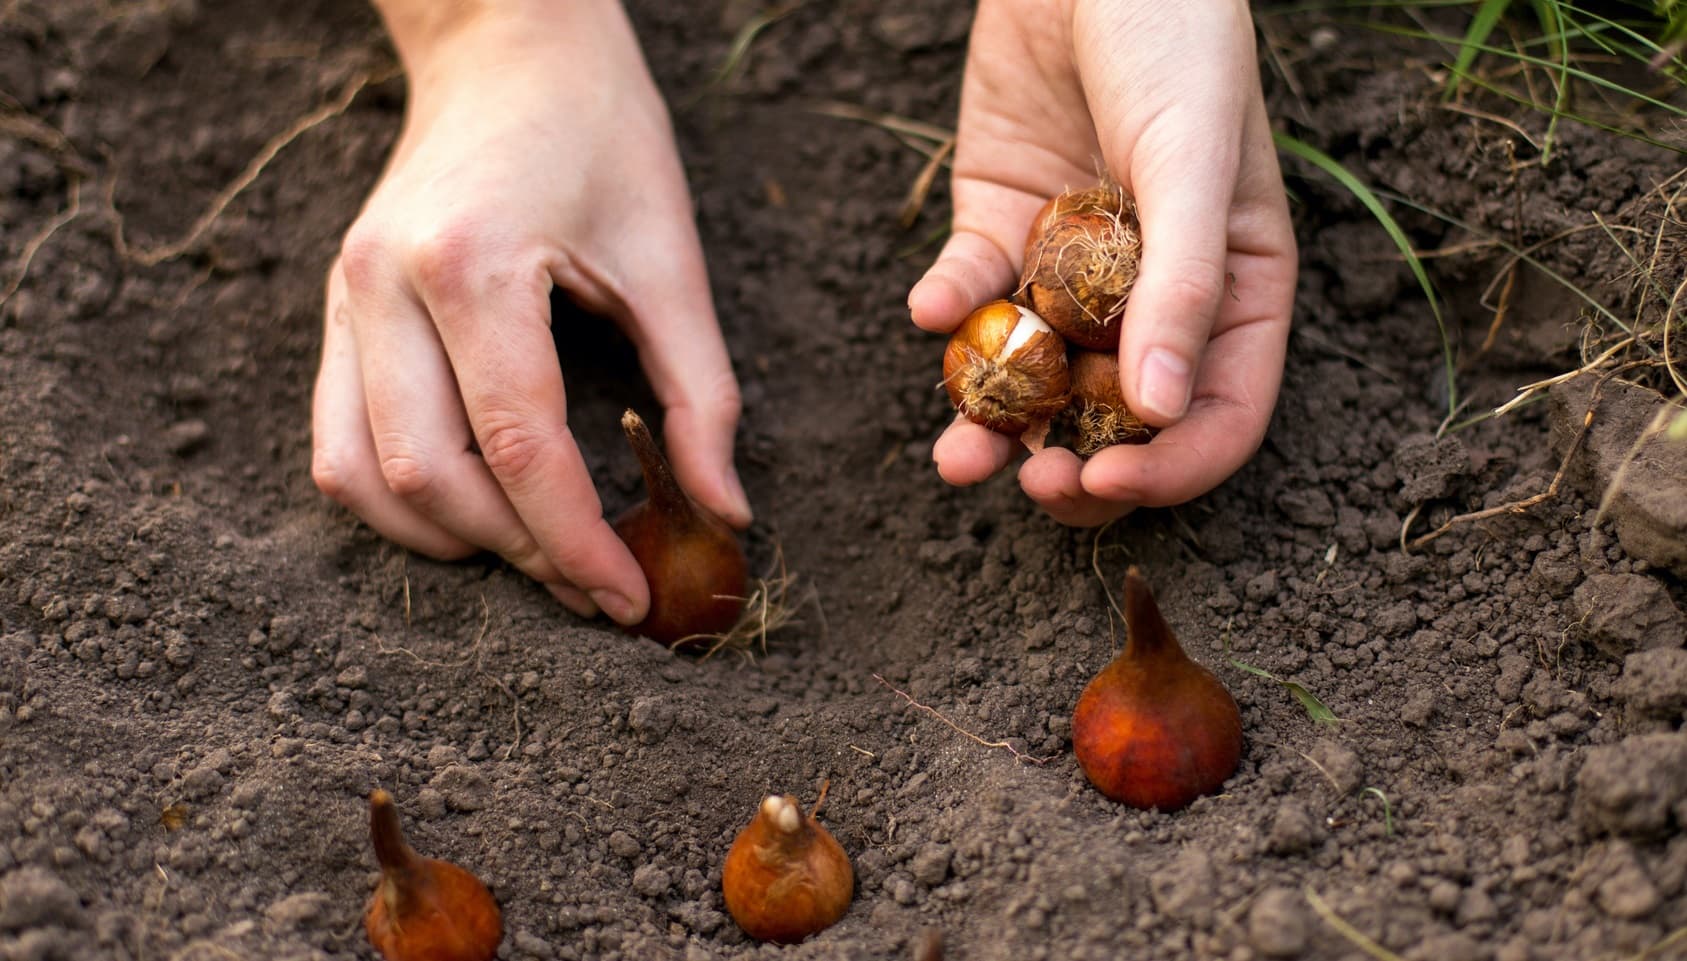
top-left (2, 2), bottom-right (1686, 961)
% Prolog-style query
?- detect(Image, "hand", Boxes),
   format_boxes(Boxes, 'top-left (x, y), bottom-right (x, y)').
top-left (311, 0), bottom-right (750, 624)
top-left (908, 0), bottom-right (1297, 526)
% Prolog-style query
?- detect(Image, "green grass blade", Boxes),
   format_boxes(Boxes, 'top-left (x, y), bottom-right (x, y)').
top-left (1273, 131), bottom-right (1458, 415)
top-left (1362, 787), bottom-right (1396, 836)
top-left (1230, 659), bottom-right (1341, 725)
top-left (1447, 0), bottom-right (1518, 99)
top-left (1529, 0), bottom-right (1572, 162)
top-left (1443, 63), bottom-right (1687, 153)
top-left (1361, 21), bottom-right (1687, 116)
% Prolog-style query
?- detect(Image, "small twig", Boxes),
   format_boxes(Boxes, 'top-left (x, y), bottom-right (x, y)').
top-left (1304, 887), bottom-right (1406, 961)
top-left (872, 673), bottom-right (1053, 765)
top-left (899, 135), bottom-right (954, 230)
top-left (111, 65), bottom-right (398, 266)
top-left (0, 176), bottom-right (83, 309)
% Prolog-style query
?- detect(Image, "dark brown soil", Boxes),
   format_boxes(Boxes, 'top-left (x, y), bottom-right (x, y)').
top-left (2, 2), bottom-right (1686, 960)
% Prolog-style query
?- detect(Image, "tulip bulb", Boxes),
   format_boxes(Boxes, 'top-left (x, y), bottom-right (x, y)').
top-left (613, 409), bottom-right (749, 647)
top-left (1020, 184), bottom-right (1142, 351)
top-left (942, 300), bottom-right (1070, 435)
top-left (1072, 568), bottom-right (1242, 810)
top-left (1067, 350), bottom-right (1153, 455)
top-left (721, 789), bottom-right (854, 943)
top-left (364, 789), bottom-right (502, 961)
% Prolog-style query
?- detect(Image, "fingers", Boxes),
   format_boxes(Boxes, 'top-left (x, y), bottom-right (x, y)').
top-left (1081, 285), bottom-right (1287, 507)
top-left (932, 414), bottom-right (1016, 486)
top-left (310, 264), bottom-right (477, 562)
top-left (419, 244), bottom-right (650, 626)
top-left (341, 245), bottom-right (571, 591)
top-left (1114, 134), bottom-right (1240, 427)
top-left (606, 209), bottom-right (753, 529)
top-left (1019, 447), bottom-right (1135, 527)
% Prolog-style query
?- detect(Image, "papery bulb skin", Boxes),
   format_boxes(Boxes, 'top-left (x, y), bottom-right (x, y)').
top-left (1020, 184), bottom-right (1142, 351)
top-left (942, 300), bottom-right (1070, 434)
top-left (364, 790), bottom-right (502, 961)
top-left (1067, 350), bottom-right (1153, 454)
top-left (613, 409), bottom-right (749, 646)
top-left (721, 792), bottom-right (854, 943)
top-left (1072, 568), bottom-right (1242, 810)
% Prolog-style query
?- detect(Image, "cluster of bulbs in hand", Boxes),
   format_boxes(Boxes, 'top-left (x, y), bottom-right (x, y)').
top-left (944, 182), bottom-right (1155, 454)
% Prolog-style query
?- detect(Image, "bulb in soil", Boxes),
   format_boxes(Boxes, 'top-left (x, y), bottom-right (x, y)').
top-left (1020, 183), bottom-right (1142, 351)
top-left (721, 790), bottom-right (854, 943)
top-left (613, 409), bottom-right (750, 648)
top-left (941, 300), bottom-right (1070, 435)
top-left (364, 789), bottom-right (503, 961)
top-left (1067, 349), bottom-right (1153, 454)
top-left (1071, 568), bottom-right (1242, 810)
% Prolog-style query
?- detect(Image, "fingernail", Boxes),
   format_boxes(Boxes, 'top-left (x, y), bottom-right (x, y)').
top-left (724, 470), bottom-right (753, 526)
top-left (589, 589), bottom-right (641, 626)
top-left (1138, 348), bottom-right (1192, 421)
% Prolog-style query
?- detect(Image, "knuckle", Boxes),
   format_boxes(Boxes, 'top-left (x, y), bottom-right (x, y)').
top-left (1157, 269), bottom-right (1226, 319)
top-left (409, 222), bottom-right (486, 303)
top-left (376, 446), bottom-right (440, 504)
top-left (338, 223), bottom-right (390, 289)
top-left (476, 417), bottom-right (550, 486)
top-left (310, 445), bottom-right (356, 503)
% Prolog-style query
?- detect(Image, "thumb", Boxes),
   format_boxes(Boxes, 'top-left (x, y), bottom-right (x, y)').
top-left (908, 228), bottom-right (1021, 333)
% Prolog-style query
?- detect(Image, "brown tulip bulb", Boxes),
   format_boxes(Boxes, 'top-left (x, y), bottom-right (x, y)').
top-left (1067, 350), bottom-right (1153, 455)
top-left (942, 300), bottom-right (1070, 435)
top-left (1072, 568), bottom-right (1242, 810)
top-left (721, 790), bottom-right (854, 943)
top-left (1020, 183), bottom-right (1142, 351)
top-left (613, 409), bottom-right (749, 647)
top-left (364, 789), bottom-right (502, 961)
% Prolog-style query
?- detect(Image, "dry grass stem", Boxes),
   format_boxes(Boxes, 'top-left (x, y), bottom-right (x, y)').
top-left (0, 106), bottom-right (91, 176)
top-left (872, 673), bottom-right (1053, 766)
top-left (1493, 337), bottom-right (1635, 416)
top-left (111, 65), bottom-right (398, 266)
top-left (375, 592), bottom-right (491, 671)
top-left (1438, 100), bottom-right (1541, 149)
top-left (1304, 887), bottom-right (1407, 961)
top-left (1090, 519), bottom-right (1127, 642)
top-left (899, 135), bottom-right (954, 229)
top-left (1624, 924), bottom-right (1687, 961)
top-left (672, 545), bottom-right (819, 662)
top-left (1406, 365), bottom-right (1640, 551)
top-left (0, 177), bottom-right (83, 310)
top-left (808, 100), bottom-right (955, 145)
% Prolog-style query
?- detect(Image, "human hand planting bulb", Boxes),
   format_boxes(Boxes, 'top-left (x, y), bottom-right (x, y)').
top-left (311, 0), bottom-right (749, 625)
top-left (910, 0), bottom-right (1297, 526)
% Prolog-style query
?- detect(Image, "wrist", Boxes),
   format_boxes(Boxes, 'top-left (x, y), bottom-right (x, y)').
top-left (373, 0), bottom-right (627, 83)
